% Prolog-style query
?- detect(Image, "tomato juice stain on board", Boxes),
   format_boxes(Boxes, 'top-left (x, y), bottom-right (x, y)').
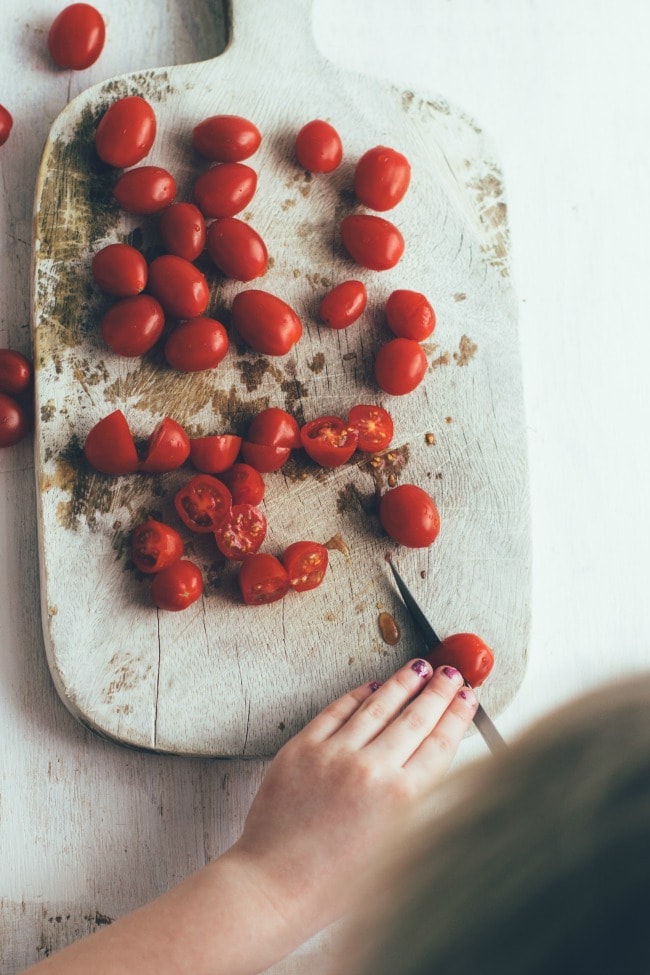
top-left (454, 334), bottom-right (478, 366)
top-left (378, 611), bottom-right (401, 646)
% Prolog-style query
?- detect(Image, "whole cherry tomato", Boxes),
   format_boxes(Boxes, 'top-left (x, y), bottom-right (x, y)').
top-left (282, 541), bottom-right (329, 592)
top-left (147, 255), bottom-right (209, 320)
top-left (247, 407), bottom-right (301, 448)
top-left (318, 280), bottom-right (367, 330)
top-left (347, 404), bottom-right (394, 452)
top-left (84, 409), bottom-right (138, 474)
top-left (0, 394), bottom-right (29, 447)
top-left (426, 633), bottom-right (495, 687)
top-left (100, 294), bottom-right (164, 357)
top-left (214, 504), bottom-right (267, 561)
top-left (95, 95), bottom-right (156, 168)
top-left (294, 119), bottom-right (343, 173)
top-left (240, 441), bottom-right (291, 473)
top-left (340, 214), bottom-right (404, 271)
top-left (189, 434), bottom-right (242, 474)
top-left (238, 553), bottom-right (290, 606)
top-left (354, 145), bottom-right (411, 211)
top-left (0, 349), bottom-right (33, 395)
top-left (164, 317), bottom-right (229, 372)
top-left (91, 243), bottom-right (147, 296)
top-left (193, 163), bottom-right (257, 218)
top-left (374, 338), bottom-right (428, 395)
top-left (112, 166), bottom-right (176, 215)
top-left (159, 203), bottom-right (206, 261)
top-left (206, 217), bottom-right (268, 281)
top-left (151, 559), bottom-right (203, 612)
top-left (300, 416), bottom-right (358, 468)
top-left (231, 290), bottom-right (302, 356)
top-left (219, 463), bottom-right (265, 505)
top-left (174, 474), bottom-right (232, 533)
top-left (131, 519), bottom-right (184, 574)
top-left (379, 484), bottom-right (440, 548)
top-left (385, 289), bottom-right (436, 341)
top-left (192, 115), bottom-right (262, 162)
top-left (47, 3), bottom-right (105, 70)
top-left (0, 105), bottom-right (13, 147)
top-left (139, 417), bottom-right (190, 473)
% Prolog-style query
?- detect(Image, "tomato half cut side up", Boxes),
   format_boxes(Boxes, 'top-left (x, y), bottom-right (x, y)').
top-left (347, 404), bottom-right (394, 453)
top-left (214, 504), bottom-right (267, 561)
top-left (282, 541), bottom-right (329, 592)
top-left (238, 553), bottom-right (290, 606)
top-left (131, 519), bottom-right (184, 574)
top-left (426, 633), bottom-right (495, 688)
top-left (84, 410), bottom-right (139, 474)
top-left (300, 416), bottom-right (358, 468)
top-left (174, 474), bottom-right (232, 533)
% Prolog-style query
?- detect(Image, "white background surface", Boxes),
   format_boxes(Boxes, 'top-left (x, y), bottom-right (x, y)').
top-left (1, 1), bottom-right (649, 970)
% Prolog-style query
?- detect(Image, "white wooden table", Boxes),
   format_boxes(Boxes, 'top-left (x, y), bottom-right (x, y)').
top-left (2, 1), bottom-right (649, 970)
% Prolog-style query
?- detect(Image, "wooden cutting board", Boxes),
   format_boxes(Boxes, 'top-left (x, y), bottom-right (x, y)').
top-left (32, 0), bottom-right (530, 756)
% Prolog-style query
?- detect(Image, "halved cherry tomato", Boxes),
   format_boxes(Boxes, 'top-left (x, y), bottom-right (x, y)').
top-left (164, 317), bottom-right (229, 372)
top-left (348, 404), bottom-right (394, 452)
top-left (385, 290), bottom-right (436, 341)
top-left (294, 119), bottom-right (343, 173)
top-left (240, 441), bottom-right (291, 473)
top-left (426, 633), bottom-right (495, 687)
top-left (0, 105), bottom-right (14, 147)
top-left (174, 474), bottom-right (232, 533)
top-left (374, 338), bottom-right (428, 395)
top-left (0, 394), bottom-right (29, 447)
top-left (300, 416), bottom-right (358, 468)
top-left (340, 214), bottom-right (404, 271)
top-left (139, 417), bottom-right (190, 473)
top-left (238, 553), bottom-right (290, 606)
top-left (95, 95), bottom-right (156, 168)
top-left (47, 3), bottom-right (105, 70)
top-left (189, 434), bottom-right (242, 473)
top-left (206, 218), bottom-right (268, 281)
top-left (379, 484), bottom-right (440, 548)
top-left (232, 290), bottom-right (302, 356)
top-left (318, 280), bottom-right (367, 330)
top-left (131, 519), bottom-right (184, 574)
top-left (214, 504), bottom-right (267, 561)
top-left (247, 407), bottom-right (301, 448)
top-left (151, 559), bottom-right (203, 612)
top-left (147, 255), bottom-right (209, 320)
top-left (354, 145), bottom-right (411, 211)
top-left (282, 541), bottom-right (329, 592)
top-left (113, 166), bottom-right (176, 215)
top-left (192, 115), bottom-right (262, 162)
top-left (0, 349), bottom-right (33, 395)
top-left (159, 203), bottom-right (206, 261)
top-left (100, 294), bottom-right (164, 357)
top-left (92, 243), bottom-right (147, 296)
top-left (193, 163), bottom-right (257, 218)
top-left (219, 463), bottom-right (265, 505)
top-left (84, 409), bottom-right (138, 474)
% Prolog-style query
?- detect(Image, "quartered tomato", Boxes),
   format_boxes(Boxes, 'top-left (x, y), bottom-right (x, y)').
top-left (84, 409), bottom-right (138, 474)
top-left (294, 119), bottom-right (343, 173)
top-left (174, 474), bottom-right (232, 533)
top-left (0, 394), bottom-right (29, 447)
top-left (151, 559), bottom-right (203, 612)
top-left (139, 417), bottom-right (190, 473)
top-left (206, 218), bottom-right (268, 281)
top-left (247, 407), bottom-right (301, 448)
top-left (354, 145), bottom-right (411, 211)
top-left (232, 290), bottom-right (302, 356)
top-left (348, 404), bottom-right (394, 452)
top-left (192, 114), bottom-right (262, 162)
top-left (159, 203), bottom-right (206, 261)
top-left (131, 519), bottom-right (184, 574)
top-left (385, 289), bottom-right (436, 341)
top-left (282, 541), bottom-right (329, 592)
top-left (379, 484), bottom-right (440, 548)
top-left (374, 338), bottom-right (427, 395)
top-left (193, 162), bottom-right (257, 218)
top-left (189, 434), bottom-right (242, 474)
top-left (238, 553), bottom-right (290, 606)
top-left (0, 349), bottom-right (33, 395)
top-left (113, 166), bottom-right (176, 215)
top-left (92, 243), bottom-right (147, 296)
top-left (147, 255), bottom-right (209, 320)
top-left (240, 441), bottom-right (291, 473)
top-left (426, 633), bottom-right (495, 687)
top-left (47, 3), bottom-right (105, 70)
top-left (340, 214), bottom-right (404, 271)
top-left (300, 416), bottom-right (358, 468)
top-left (100, 294), bottom-right (165, 357)
top-left (0, 105), bottom-right (14, 147)
top-left (95, 95), bottom-right (156, 168)
top-left (318, 280), bottom-right (367, 330)
top-left (164, 317), bottom-right (229, 372)
top-left (214, 504), bottom-right (267, 561)
top-left (219, 463), bottom-right (265, 505)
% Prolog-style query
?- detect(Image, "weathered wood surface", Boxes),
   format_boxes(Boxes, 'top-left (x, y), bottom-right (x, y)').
top-left (32, 0), bottom-right (529, 756)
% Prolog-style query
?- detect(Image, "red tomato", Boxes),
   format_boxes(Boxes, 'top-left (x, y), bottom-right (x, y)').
top-left (374, 338), bottom-right (428, 395)
top-left (189, 434), bottom-right (242, 474)
top-left (112, 166), bottom-right (176, 215)
top-left (318, 280), bottom-right (367, 330)
top-left (219, 463), bottom-right (265, 505)
top-left (238, 553), bottom-right (290, 606)
top-left (193, 163), bottom-right (257, 218)
top-left (95, 95), bottom-right (156, 168)
top-left (340, 214), bottom-right (404, 271)
top-left (354, 145), bottom-right (411, 211)
top-left (385, 290), bottom-right (436, 341)
top-left (247, 407), bottom-right (301, 448)
top-left (214, 504), bottom-right (267, 561)
top-left (206, 217), bottom-right (268, 281)
top-left (0, 394), bottom-right (29, 447)
top-left (151, 560), bottom-right (203, 612)
top-left (174, 474), bottom-right (232, 533)
top-left (294, 119), bottom-right (343, 173)
top-left (84, 410), bottom-right (138, 474)
top-left (0, 349), bottom-right (33, 395)
top-left (92, 243), bottom-right (147, 296)
top-left (192, 115), bottom-right (262, 162)
top-left (147, 255), bottom-right (209, 320)
top-left (282, 541), bottom-right (329, 592)
top-left (139, 417), bottom-right (190, 473)
top-left (131, 519), bottom-right (184, 574)
top-left (426, 633), bottom-right (495, 687)
top-left (300, 416), bottom-right (358, 468)
top-left (240, 441), bottom-right (291, 473)
top-left (231, 290), bottom-right (302, 356)
top-left (159, 203), bottom-right (206, 261)
top-left (348, 404), bottom-right (394, 452)
top-left (0, 105), bottom-right (13, 147)
top-left (100, 295), bottom-right (164, 356)
top-left (164, 317), bottom-right (229, 372)
top-left (47, 3), bottom-right (105, 70)
top-left (379, 484), bottom-right (440, 548)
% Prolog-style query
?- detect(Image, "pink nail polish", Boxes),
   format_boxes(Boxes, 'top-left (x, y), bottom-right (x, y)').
top-left (368, 681), bottom-right (382, 693)
top-left (442, 666), bottom-right (462, 681)
top-left (458, 688), bottom-right (478, 707)
top-left (411, 659), bottom-right (430, 678)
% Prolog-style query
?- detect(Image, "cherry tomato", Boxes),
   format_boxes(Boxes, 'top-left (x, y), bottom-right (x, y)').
top-left (238, 553), bottom-right (290, 606)
top-left (95, 95), bottom-right (156, 168)
top-left (206, 217), bottom-right (268, 281)
top-left (0, 105), bottom-right (13, 147)
top-left (214, 504), bottom-right (267, 561)
top-left (131, 519), bottom-right (183, 574)
top-left (47, 3), bottom-right (105, 70)
top-left (247, 407), bottom-right (301, 448)
top-left (385, 289), bottom-right (436, 341)
top-left (300, 416), bottom-right (358, 468)
top-left (379, 484), bottom-right (440, 548)
top-left (112, 166), bottom-right (176, 215)
top-left (318, 280), bottom-right (367, 330)
top-left (192, 114), bottom-right (262, 162)
top-left (0, 394), bottom-right (29, 447)
top-left (189, 434), bottom-right (242, 474)
top-left (240, 441), bottom-right (291, 473)
top-left (374, 338), bottom-right (428, 395)
top-left (340, 214), bottom-right (404, 271)
top-left (348, 404), bottom-right (394, 452)
top-left (193, 163), bottom-right (257, 218)
top-left (84, 409), bottom-right (138, 474)
top-left (294, 119), bottom-right (343, 173)
top-left (147, 255), bottom-right (209, 320)
top-left (151, 559), bottom-right (203, 612)
top-left (159, 203), bottom-right (206, 261)
top-left (174, 474), bottom-right (232, 533)
top-left (92, 243), bottom-right (147, 296)
top-left (354, 145), bottom-right (411, 211)
top-left (426, 633), bottom-right (495, 687)
top-left (231, 290), bottom-right (302, 356)
top-left (282, 541), bottom-right (329, 592)
top-left (219, 463), bottom-right (265, 505)
top-left (139, 417), bottom-right (190, 473)
top-left (0, 349), bottom-right (33, 395)
top-left (100, 294), bottom-right (164, 357)
top-left (164, 317), bottom-right (229, 372)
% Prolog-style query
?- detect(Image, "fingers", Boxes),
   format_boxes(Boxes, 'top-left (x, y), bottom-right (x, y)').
top-left (299, 679), bottom-right (381, 743)
top-left (404, 684), bottom-right (479, 784)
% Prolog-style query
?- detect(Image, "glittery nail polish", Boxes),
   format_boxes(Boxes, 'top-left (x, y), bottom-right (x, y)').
top-left (459, 688), bottom-right (478, 707)
top-left (411, 659), bottom-right (430, 678)
top-left (368, 681), bottom-right (382, 693)
top-left (442, 666), bottom-right (462, 682)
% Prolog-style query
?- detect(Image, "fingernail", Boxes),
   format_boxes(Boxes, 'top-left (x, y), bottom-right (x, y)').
top-left (368, 681), bottom-right (382, 693)
top-left (411, 659), bottom-right (431, 678)
top-left (442, 666), bottom-right (463, 684)
top-left (458, 688), bottom-right (478, 708)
